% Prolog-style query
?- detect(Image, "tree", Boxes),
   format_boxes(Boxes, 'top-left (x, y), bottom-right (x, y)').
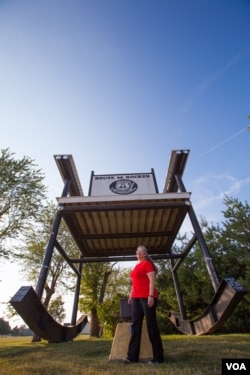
top-left (97, 266), bottom-right (131, 336)
top-left (48, 296), bottom-right (66, 323)
top-left (0, 317), bottom-right (11, 335)
top-left (217, 196), bottom-right (250, 332)
top-left (166, 196), bottom-right (250, 333)
top-left (202, 196), bottom-right (249, 301)
top-left (79, 262), bottom-right (119, 337)
top-left (0, 148), bottom-right (47, 258)
top-left (17, 202), bottom-right (79, 302)
top-left (11, 324), bottom-right (33, 336)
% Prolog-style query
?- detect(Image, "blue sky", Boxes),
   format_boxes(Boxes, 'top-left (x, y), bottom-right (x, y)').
top-left (1, 0), bottom-right (250, 322)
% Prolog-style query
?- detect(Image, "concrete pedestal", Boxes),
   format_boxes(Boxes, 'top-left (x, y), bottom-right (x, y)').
top-left (109, 321), bottom-right (153, 362)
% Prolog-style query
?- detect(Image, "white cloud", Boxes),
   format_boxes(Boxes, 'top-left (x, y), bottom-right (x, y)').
top-left (189, 173), bottom-right (250, 224)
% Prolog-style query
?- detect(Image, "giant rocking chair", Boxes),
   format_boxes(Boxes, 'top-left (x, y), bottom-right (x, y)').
top-left (11, 150), bottom-right (246, 341)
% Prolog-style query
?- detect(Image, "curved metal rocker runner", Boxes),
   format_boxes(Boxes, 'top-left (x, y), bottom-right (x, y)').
top-left (11, 150), bottom-right (246, 342)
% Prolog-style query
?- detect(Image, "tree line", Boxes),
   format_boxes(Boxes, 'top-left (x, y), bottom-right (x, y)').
top-left (0, 148), bottom-right (249, 338)
top-left (0, 317), bottom-right (33, 336)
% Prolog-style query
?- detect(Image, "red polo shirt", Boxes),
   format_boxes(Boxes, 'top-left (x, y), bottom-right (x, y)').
top-left (130, 260), bottom-right (158, 298)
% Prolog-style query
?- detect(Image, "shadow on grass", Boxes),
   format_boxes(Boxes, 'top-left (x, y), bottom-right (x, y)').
top-left (0, 334), bottom-right (249, 375)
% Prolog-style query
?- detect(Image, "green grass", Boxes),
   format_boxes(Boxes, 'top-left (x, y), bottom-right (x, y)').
top-left (0, 334), bottom-right (249, 375)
